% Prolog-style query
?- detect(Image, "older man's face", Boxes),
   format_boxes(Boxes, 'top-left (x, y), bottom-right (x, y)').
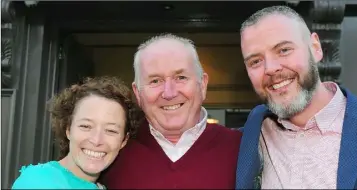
top-left (133, 40), bottom-right (208, 134)
top-left (241, 14), bottom-right (323, 118)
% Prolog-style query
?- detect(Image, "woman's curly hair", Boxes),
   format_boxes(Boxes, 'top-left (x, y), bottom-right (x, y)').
top-left (48, 76), bottom-right (144, 159)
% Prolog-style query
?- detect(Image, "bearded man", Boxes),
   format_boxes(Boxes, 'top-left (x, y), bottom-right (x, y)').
top-left (235, 5), bottom-right (357, 190)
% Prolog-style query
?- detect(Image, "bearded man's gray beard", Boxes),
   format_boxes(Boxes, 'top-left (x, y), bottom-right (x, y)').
top-left (264, 52), bottom-right (320, 119)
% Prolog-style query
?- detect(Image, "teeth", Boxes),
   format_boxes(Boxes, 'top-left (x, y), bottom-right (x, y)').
top-left (162, 104), bottom-right (181, 110)
top-left (272, 79), bottom-right (293, 90)
top-left (83, 149), bottom-right (106, 159)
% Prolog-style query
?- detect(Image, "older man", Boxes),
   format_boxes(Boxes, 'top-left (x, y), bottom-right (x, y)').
top-left (236, 6), bottom-right (357, 189)
top-left (101, 34), bottom-right (242, 189)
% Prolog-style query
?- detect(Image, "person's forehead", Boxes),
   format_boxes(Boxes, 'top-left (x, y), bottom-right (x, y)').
top-left (75, 96), bottom-right (120, 111)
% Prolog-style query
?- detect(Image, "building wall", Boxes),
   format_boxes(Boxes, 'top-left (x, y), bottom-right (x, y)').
top-left (340, 17), bottom-right (357, 94)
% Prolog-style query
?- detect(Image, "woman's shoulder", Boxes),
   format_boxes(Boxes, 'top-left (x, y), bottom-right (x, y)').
top-left (12, 161), bottom-right (64, 189)
top-left (20, 161), bottom-right (58, 172)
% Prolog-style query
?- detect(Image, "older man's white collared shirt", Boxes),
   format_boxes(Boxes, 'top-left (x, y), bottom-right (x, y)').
top-left (149, 107), bottom-right (208, 162)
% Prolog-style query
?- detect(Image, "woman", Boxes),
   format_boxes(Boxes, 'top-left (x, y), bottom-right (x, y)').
top-left (12, 76), bottom-right (142, 189)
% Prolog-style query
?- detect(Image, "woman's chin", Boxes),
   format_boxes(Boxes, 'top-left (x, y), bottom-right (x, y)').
top-left (81, 163), bottom-right (107, 177)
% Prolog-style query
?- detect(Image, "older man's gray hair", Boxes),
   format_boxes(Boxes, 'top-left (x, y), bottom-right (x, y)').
top-left (133, 33), bottom-right (204, 89)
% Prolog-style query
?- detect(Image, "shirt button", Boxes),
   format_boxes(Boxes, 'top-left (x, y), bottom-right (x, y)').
top-left (299, 133), bottom-right (305, 138)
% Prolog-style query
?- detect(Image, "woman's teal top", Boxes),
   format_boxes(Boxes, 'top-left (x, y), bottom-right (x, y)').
top-left (12, 161), bottom-right (104, 189)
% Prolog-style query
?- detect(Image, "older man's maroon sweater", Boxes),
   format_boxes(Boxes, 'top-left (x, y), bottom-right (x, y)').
top-left (100, 122), bottom-right (242, 189)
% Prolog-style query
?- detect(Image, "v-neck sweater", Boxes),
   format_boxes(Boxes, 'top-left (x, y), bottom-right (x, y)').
top-left (100, 121), bottom-right (242, 189)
